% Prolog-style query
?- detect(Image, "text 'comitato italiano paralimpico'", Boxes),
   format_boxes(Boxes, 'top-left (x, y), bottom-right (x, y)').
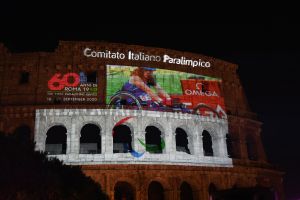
top-left (83, 48), bottom-right (211, 68)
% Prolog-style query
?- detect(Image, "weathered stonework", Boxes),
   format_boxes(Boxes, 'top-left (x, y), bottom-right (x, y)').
top-left (0, 41), bottom-right (285, 199)
top-left (35, 109), bottom-right (231, 167)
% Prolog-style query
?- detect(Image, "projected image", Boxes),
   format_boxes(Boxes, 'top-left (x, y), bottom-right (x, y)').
top-left (106, 65), bottom-right (226, 118)
top-left (47, 71), bottom-right (98, 103)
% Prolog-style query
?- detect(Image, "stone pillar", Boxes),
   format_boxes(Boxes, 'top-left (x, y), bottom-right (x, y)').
top-left (199, 188), bottom-right (210, 200)
top-left (214, 135), bottom-right (228, 157)
top-left (136, 131), bottom-right (146, 153)
top-left (135, 117), bottom-right (145, 153)
top-left (174, 189), bottom-right (180, 200)
top-left (209, 124), bottom-right (227, 158)
top-left (139, 184), bottom-right (147, 200)
top-left (164, 189), bottom-right (175, 200)
top-left (105, 116), bottom-right (114, 155)
top-left (69, 120), bottom-right (79, 154)
top-left (135, 190), bottom-right (141, 200)
top-left (100, 116), bottom-right (106, 154)
top-left (109, 190), bottom-right (115, 200)
top-left (170, 132), bottom-right (177, 154)
top-left (101, 131), bottom-right (106, 155)
top-left (186, 125), bottom-right (195, 155)
top-left (34, 113), bottom-right (45, 151)
top-left (191, 131), bottom-right (203, 157)
top-left (164, 123), bottom-right (173, 154)
top-left (193, 128), bottom-right (203, 156)
top-left (66, 125), bottom-right (71, 155)
top-left (192, 189), bottom-right (202, 200)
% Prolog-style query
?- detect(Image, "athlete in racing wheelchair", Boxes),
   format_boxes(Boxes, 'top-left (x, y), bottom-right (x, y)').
top-left (108, 67), bottom-right (189, 113)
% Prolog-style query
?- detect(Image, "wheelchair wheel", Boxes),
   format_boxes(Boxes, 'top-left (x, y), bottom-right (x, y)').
top-left (192, 103), bottom-right (220, 118)
top-left (108, 91), bottom-right (143, 110)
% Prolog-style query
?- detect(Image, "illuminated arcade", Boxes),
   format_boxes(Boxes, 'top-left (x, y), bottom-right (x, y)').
top-left (0, 41), bottom-right (284, 199)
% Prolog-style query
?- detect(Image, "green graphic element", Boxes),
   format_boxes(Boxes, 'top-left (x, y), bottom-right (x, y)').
top-left (138, 138), bottom-right (166, 153)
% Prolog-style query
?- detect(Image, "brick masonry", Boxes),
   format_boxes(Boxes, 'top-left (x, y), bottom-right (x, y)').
top-left (0, 41), bottom-right (284, 199)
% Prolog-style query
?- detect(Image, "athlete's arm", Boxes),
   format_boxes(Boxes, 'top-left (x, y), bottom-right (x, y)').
top-left (155, 83), bottom-right (171, 100)
top-left (130, 76), bottom-right (162, 102)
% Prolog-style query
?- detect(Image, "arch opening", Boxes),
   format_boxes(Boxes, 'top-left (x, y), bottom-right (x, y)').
top-left (148, 181), bottom-right (164, 200)
top-left (145, 126), bottom-right (163, 154)
top-left (180, 181), bottom-right (194, 200)
top-left (202, 130), bottom-right (213, 156)
top-left (80, 124), bottom-right (101, 154)
top-left (114, 181), bottom-right (135, 200)
top-left (113, 124), bottom-right (132, 153)
top-left (176, 128), bottom-right (191, 154)
top-left (45, 125), bottom-right (67, 155)
top-left (209, 183), bottom-right (217, 200)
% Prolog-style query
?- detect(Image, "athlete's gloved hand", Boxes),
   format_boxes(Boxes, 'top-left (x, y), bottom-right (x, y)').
top-left (153, 101), bottom-right (164, 107)
top-left (162, 98), bottom-right (172, 106)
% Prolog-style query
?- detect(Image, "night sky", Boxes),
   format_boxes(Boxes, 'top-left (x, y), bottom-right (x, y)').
top-left (0, 6), bottom-right (299, 199)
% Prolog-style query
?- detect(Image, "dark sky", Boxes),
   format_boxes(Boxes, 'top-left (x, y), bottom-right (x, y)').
top-left (0, 6), bottom-right (299, 199)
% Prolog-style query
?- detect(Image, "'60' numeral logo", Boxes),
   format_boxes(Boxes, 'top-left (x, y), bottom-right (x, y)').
top-left (48, 73), bottom-right (80, 91)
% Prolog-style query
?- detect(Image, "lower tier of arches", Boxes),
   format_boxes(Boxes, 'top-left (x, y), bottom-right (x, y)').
top-left (81, 164), bottom-right (284, 200)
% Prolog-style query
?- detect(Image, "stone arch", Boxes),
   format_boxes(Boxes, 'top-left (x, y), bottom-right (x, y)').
top-left (112, 120), bottom-right (135, 138)
top-left (144, 121), bottom-right (166, 154)
top-left (175, 127), bottom-right (192, 154)
top-left (172, 123), bottom-right (195, 153)
top-left (180, 181), bottom-right (194, 200)
top-left (113, 123), bottom-right (133, 153)
top-left (114, 181), bottom-right (135, 200)
top-left (178, 178), bottom-right (198, 191)
top-left (199, 123), bottom-right (225, 157)
top-left (171, 122), bottom-right (194, 137)
top-left (112, 118), bottom-right (136, 152)
top-left (112, 176), bottom-right (138, 191)
top-left (119, 121), bottom-right (135, 135)
top-left (143, 120), bottom-right (165, 137)
top-left (110, 116), bottom-right (137, 133)
top-left (202, 130), bottom-right (214, 156)
top-left (147, 180), bottom-right (166, 200)
top-left (45, 122), bottom-right (70, 136)
top-left (199, 123), bottom-right (219, 140)
top-left (145, 177), bottom-right (172, 192)
top-left (78, 121), bottom-right (103, 136)
top-left (45, 125), bottom-right (67, 155)
top-left (80, 123), bottom-right (101, 154)
top-left (178, 179), bottom-right (199, 200)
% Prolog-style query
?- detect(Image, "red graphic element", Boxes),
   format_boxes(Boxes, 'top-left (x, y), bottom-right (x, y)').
top-left (112, 116), bottom-right (133, 136)
top-left (170, 79), bottom-right (226, 118)
top-left (48, 73), bottom-right (80, 90)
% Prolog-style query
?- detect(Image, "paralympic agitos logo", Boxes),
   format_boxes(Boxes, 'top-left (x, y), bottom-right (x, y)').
top-left (112, 116), bottom-right (165, 158)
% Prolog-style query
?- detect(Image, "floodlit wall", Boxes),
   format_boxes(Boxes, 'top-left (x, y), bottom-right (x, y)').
top-left (35, 109), bottom-right (231, 167)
